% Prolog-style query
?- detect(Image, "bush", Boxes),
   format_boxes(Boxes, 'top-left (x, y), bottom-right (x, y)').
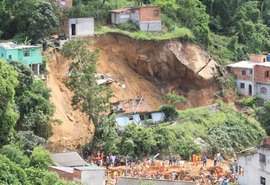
top-left (29, 147), bottom-right (52, 170)
top-left (118, 21), bottom-right (139, 31)
top-left (0, 145), bottom-right (29, 168)
top-left (159, 105), bottom-right (178, 121)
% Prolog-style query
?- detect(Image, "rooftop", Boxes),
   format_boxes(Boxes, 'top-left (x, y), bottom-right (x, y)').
top-left (227, 61), bottom-right (270, 69)
top-left (51, 152), bottom-right (88, 167)
top-left (0, 42), bottom-right (41, 50)
top-left (110, 5), bottom-right (160, 13)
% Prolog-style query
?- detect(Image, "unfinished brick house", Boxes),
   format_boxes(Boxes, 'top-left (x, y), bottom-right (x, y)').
top-left (110, 6), bottom-right (162, 31)
top-left (228, 54), bottom-right (270, 99)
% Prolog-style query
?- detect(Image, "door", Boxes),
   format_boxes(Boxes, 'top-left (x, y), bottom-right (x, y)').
top-left (71, 24), bottom-right (76, 36)
top-left (249, 85), bottom-right (252, 96)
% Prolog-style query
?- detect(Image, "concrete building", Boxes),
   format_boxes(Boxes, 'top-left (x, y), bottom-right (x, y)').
top-left (227, 54), bottom-right (270, 99)
top-left (51, 0), bottom-right (73, 9)
top-left (60, 18), bottom-right (94, 37)
top-left (110, 6), bottom-right (162, 31)
top-left (115, 111), bottom-right (166, 130)
top-left (50, 152), bottom-right (106, 185)
top-left (0, 42), bottom-right (42, 75)
top-left (238, 137), bottom-right (270, 185)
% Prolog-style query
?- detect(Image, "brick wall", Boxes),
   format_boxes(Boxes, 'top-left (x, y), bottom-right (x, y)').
top-left (59, 19), bottom-right (69, 35)
top-left (249, 54), bottom-right (267, 63)
top-left (49, 167), bottom-right (75, 181)
top-left (262, 137), bottom-right (270, 147)
top-left (254, 65), bottom-right (270, 84)
top-left (138, 7), bottom-right (161, 22)
top-left (229, 68), bottom-right (252, 81)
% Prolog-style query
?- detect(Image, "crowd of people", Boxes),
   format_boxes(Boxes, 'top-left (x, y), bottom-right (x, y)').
top-left (89, 151), bottom-right (238, 185)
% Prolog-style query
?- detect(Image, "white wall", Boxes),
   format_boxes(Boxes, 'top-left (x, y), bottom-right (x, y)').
top-left (238, 148), bottom-right (270, 185)
top-left (81, 169), bottom-right (106, 185)
top-left (255, 83), bottom-right (270, 100)
top-left (115, 114), bottom-right (141, 130)
top-left (139, 21), bottom-right (162, 32)
top-left (69, 18), bottom-right (94, 37)
top-left (236, 79), bottom-right (253, 96)
top-left (151, 112), bottom-right (165, 122)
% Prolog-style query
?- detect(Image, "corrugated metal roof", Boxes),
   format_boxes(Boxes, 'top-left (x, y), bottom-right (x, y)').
top-left (110, 7), bottom-right (130, 13)
top-left (51, 152), bottom-right (88, 167)
top-left (0, 42), bottom-right (41, 50)
top-left (227, 61), bottom-right (270, 69)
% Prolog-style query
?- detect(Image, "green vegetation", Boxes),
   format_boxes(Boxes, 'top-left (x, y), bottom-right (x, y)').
top-left (80, 102), bottom-right (266, 159)
top-left (0, 0), bottom-right (59, 43)
top-left (96, 26), bottom-right (194, 41)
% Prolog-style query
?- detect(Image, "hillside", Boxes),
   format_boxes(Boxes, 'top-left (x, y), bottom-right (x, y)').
top-left (47, 33), bottom-right (221, 150)
top-left (94, 33), bottom-right (220, 109)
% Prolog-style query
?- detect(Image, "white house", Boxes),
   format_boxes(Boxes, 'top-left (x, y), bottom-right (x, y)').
top-left (60, 18), bottom-right (94, 37)
top-left (228, 54), bottom-right (270, 100)
top-left (115, 111), bottom-right (166, 130)
top-left (238, 138), bottom-right (270, 185)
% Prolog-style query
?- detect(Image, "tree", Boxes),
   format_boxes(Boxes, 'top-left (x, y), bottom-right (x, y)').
top-left (255, 100), bottom-right (270, 135)
top-left (62, 40), bottom-right (113, 125)
top-left (11, 131), bottom-right (46, 156)
top-left (0, 61), bottom-right (19, 146)
top-left (176, 0), bottom-right (210, 46)
top-left (11, 62), bottom-right (55, 139)
top-left (0, 0), bottom-right (59, 42)
top-left (0, 145), bottom-right (29, 168)
top-left (26, 167), bottom-right (66, 185)
top-left (29, 147), bottom-right (52, 170)
top-left (0, 154), bottom-right (28, 185)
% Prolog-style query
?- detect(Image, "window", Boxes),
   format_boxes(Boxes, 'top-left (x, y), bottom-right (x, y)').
top-left (240, 83), bottom-right (245, 89)
top-left (1, 53), bottom-right (3, 57)
top-left (265, 71), bottom-right (269, 78)
top-left (140, 115), bottom-right (145, 120)
top-left (261, 177), bottom-right (266, 185)
top-left (260, 87), bottom-right (267, 95)
top-left (129, 117), bottom-right (133, 121)
top-left (153, 10), bottom-right (160, 17)
top-left (242, 70), bottom-right (246, 75)
top-left (249, 69), bottom-right (253, 75)
top-left (23, 51), bottom-right (30, 57)
top-left (259, 153), bottom-right (266, 163)
top-left (8, 55), bottom-right (12, 60)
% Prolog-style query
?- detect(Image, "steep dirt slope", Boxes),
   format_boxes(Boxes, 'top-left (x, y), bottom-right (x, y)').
top-left (94, 33), bottom-right (220, 110)
top-left (46, 50), bottom-right (94, 152)
top-left (46, 33), bottom-right (220, 151)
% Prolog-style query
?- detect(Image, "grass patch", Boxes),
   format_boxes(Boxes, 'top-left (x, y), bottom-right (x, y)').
top-left (96, 26), bottom-right (194, 41)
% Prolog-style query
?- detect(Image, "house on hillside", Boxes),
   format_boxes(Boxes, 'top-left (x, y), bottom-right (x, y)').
top-left (227, 54), bottom-right (270, 99)
top-left (0, 42), bottom-right (42, 75)
top-left (112, 97), bottom-right (149, 113)
top-left (115, 111), bottom-right (166, 130)
top-left (60, 18), bottom-right (94, 37)
top-left (110, 6), bottom-right (162, 31)
top-left (50, 152), bottom-right (106, 185)
top-left (51, 0), bottom-right (73, 9)
top-left (238, 137), bottom-right (270, 185)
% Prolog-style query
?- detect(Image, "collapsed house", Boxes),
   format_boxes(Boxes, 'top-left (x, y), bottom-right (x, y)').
top-left (110, 6), bottom-right (162, 31)
top-left (112, 97), bottom-right (166, 129)
top-left (227, 54), bottom-right (270, 99)
top-left (50, 152), bottom-right (106, 185)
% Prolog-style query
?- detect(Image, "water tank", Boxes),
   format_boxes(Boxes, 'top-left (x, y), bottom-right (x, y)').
top-left (267, 54), bottom-right (270, 62)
